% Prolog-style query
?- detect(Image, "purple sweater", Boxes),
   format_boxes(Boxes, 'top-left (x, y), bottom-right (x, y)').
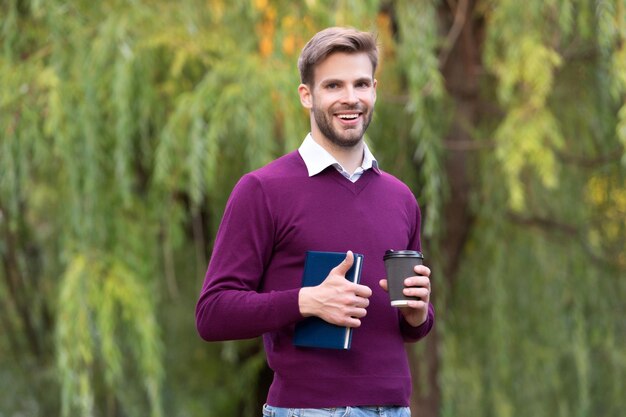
top-left (195, 151), bottom-right (435, 408)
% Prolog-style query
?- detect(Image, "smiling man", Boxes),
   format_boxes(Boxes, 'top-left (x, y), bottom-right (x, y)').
top-left (301, 51), bottom-right (376, 148)
top-left (196, 27), bottom-right (435, 417)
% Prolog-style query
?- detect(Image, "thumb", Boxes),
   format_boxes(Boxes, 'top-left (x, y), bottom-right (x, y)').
top-left (332, 250), bottom-right (354, 276)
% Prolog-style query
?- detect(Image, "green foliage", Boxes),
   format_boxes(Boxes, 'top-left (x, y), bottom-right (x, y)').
top-left (395, 0), bottom-right (448, 238)
top-left (56, 253), bottom-right (162, 417)
top-left (598, 1), bottom-right (626, 159)
top-left (1, 1), bottom-right (626, 417)
top-left (442, 2), bottom-right (626, 416)
top-left (485, 0), bottom-right (565, 210)
top-left (443, 217), bottom-right (626, 417)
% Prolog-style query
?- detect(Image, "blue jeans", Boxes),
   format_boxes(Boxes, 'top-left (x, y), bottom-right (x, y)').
top-left (262, 404), bottom-right (411, 417)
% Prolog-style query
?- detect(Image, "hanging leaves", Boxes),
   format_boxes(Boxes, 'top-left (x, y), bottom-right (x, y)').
top-left (485, 0), bottom-right (566, 210)
top-left (2, 1), bottom-right (626, 417)
top-left (56, 253), bottom-right (163, 417)
top-left (395, 0), bottom-right (448, 238)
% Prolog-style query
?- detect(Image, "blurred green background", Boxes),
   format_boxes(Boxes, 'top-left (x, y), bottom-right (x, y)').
top-left (1, 1), bottom-right (625, 416)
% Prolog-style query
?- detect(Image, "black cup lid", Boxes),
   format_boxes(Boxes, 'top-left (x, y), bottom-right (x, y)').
top-left (383, 250), bottom-right (424, 260)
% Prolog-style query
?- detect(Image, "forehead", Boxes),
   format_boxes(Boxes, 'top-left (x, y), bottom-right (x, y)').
top-left (312, 52), bottom-right (374, 85)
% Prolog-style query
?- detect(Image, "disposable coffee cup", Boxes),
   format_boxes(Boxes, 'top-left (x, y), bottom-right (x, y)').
top-left (383, 250), bottom-right (424, 307)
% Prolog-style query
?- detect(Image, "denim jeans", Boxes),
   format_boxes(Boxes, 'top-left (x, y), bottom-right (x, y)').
top-left (262, 404), bottom-right (411, 417)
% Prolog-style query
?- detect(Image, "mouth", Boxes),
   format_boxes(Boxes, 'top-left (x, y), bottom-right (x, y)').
top-left (334, 112), bottom-right (362, 125)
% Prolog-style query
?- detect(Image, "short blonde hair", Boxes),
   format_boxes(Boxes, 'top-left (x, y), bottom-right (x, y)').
top-left (298, 27), bottom-right (379, 85)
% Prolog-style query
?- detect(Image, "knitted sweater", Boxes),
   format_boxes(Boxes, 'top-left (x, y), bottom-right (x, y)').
top-left (195, 150), bottom-right (435, 408)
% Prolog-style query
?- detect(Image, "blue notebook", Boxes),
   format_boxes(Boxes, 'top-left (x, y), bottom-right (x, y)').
top-left (293, 251), bottom-right (364, 350)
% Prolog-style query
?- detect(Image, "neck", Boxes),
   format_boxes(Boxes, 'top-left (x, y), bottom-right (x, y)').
top-left (310, 132), bottom-right (364, 175)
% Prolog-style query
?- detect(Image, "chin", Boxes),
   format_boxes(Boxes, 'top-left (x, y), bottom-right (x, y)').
top-left (328, 135), bottom-right (363, 148)
top-left (336, 139), bottom-right (362, 148)
top-left (329, 127), bottom-right (366, 147)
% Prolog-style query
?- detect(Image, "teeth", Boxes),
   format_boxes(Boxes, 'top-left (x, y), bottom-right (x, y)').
top-left (338, 114), bottom-right (359, 119)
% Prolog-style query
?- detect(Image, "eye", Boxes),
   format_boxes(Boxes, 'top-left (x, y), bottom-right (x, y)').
top-left (356, 81), bottom-right (371, 88)
top-left (326, 82), bottom-right (339, 89)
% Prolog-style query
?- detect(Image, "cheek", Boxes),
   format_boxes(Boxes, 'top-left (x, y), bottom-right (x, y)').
top-left (358, 92), bottom-right (376, 106)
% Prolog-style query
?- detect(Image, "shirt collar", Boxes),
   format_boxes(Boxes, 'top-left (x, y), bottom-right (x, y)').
top-left (298, 133), bottom-right (380, 177)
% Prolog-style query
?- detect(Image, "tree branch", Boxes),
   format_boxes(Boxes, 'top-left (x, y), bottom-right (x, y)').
top-left (443, 138), bottom-right (494, 151)
top-left (0, 216), bottom-right (43, 358)
top-left (507, 212), bottom-right (624, 270)
top-left (507, 212), bottom-right (579, 236)
top-left (439, 0), bottom-right (470, 70)
top-left (554, 146), bottom-right (623, 168)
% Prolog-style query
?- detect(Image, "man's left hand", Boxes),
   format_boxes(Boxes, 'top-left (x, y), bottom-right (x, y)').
top-left (379, 264), bottom-right (431, 327)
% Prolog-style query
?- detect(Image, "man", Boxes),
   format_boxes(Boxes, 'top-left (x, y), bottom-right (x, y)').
top-left (196, 27), bottom-right (434, 417)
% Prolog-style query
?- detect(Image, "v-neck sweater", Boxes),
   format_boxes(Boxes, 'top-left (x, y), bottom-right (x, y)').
top-left (196, 150), bottom-right (435, 408)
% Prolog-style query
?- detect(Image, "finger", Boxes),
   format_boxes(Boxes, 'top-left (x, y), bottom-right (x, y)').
top-left (344, 316), bottom-right (362, 328)
top-left (403, 286), bottom-right (430, 301)
top-left (352, 295), bottom-right (370, 309)
top-left (378, 279), bottom-right (388, 292)
top-left (403, 299), bottom-right (429, 311)
top-left (348, 305), bottom-right (368, 318)
top-left (332, 250), bottom-right (354, 276)
top-left (354, 283), bottom-right (372, 298)
top-left (413, 264), bottom-right (431, 277)
top-left (404, 275), bottom-right (430, 288)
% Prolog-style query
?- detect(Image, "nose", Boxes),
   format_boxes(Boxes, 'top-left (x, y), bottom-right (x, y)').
top-left (340, 86), bottom-right (358, 104)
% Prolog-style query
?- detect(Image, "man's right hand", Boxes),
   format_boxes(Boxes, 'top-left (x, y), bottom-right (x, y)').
top-left (298, 251), bottom-right (373, 327)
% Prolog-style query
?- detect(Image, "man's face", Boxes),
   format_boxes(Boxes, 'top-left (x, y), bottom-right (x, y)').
top-left (300, 52), bottom-right (377, 148)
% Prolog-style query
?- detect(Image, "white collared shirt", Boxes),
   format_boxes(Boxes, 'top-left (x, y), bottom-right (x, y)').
top-left (297, 133), bottom-right (379, 183)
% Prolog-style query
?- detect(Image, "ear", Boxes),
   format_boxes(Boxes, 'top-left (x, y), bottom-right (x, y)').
top-left (298, 83), bottom-right (313, 109)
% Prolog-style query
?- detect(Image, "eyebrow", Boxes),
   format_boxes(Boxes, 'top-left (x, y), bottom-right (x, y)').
top-left (320, 77), bottom-right (373, 86)
top-left (320, 78), bottom-right (342, 86)
top-left (354, 77), bottom-right (373, 85)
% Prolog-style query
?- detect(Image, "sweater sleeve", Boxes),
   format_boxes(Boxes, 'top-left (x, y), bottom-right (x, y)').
top-left (195, 174), bottom-right (303, 341)
top-left (400, 302), bottom-right (435, 342)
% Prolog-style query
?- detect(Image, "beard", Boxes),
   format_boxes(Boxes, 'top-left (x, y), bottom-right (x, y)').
top-left (311, 102), bottom-right (374, 148)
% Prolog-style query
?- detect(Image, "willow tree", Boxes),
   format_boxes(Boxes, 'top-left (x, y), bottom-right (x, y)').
top-left (1, 1), bottom-right (625, 417)
top-left (431, 1), bottom-right (626, 417)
